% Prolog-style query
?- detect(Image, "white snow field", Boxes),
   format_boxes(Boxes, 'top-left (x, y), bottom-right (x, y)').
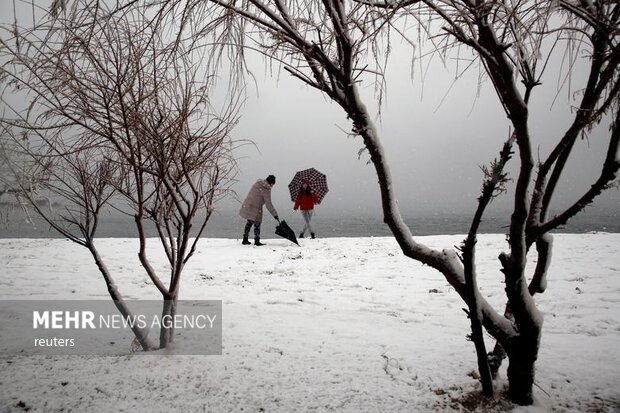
top-left (0, 233), bottom-right (618, 412)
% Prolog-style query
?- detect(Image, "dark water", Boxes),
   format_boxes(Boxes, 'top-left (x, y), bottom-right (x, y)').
top-left (0, 206), bottom-right (617, 239)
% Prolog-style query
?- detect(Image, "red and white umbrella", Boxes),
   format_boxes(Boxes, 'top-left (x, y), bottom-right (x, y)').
top-left (288, 168), bottom-right (328, 204)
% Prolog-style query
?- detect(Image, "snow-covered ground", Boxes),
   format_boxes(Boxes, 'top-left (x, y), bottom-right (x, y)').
top-left (0, 234), bottom-right (619, 412)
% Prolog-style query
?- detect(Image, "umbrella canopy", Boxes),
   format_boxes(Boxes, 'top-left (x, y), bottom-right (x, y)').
top-left (275, 220), bottom-right (299, 246)
top-left (288, 168), bottom-right (329, 204)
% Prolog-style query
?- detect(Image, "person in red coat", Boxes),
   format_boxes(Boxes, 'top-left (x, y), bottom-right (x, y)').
top-left (294, 180), bottom-right (319, 239)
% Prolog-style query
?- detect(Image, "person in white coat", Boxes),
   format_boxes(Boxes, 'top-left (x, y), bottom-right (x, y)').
top-left (239, 175), bottom-right (279, 246)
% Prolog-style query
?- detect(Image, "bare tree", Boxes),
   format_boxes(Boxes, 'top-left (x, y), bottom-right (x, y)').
top-left (0, 1), bottom-right (239, 350)
top-left (391, 1), bottom-right (620, 403)
top-left (150, 0), bottom-right (618, 404)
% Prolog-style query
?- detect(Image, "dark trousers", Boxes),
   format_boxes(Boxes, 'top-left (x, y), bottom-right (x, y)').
top-left (243, 220), bottom-right (261, 239)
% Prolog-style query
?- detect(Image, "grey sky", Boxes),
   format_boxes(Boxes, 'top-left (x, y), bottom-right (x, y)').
top-left (229, 43), bottom-right (619, 220)
top-left (1, 1), bottom-right (617, 223)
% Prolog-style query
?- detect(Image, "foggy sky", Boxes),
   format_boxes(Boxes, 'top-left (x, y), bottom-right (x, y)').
top-left (228, 45), bottom-right (619, 220)
top-left (1, 2), bottom-right (617, 224)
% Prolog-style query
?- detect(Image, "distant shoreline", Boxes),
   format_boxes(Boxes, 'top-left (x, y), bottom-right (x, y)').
top-left (0, 231), bottom-right (617, 241)
top-left (1, 208), bottom-right (618, 238)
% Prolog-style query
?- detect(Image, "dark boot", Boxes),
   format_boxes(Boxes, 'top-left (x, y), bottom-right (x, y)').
top-left (243, 220), bottom-right (253, 245)
top-left (299, 233), bottom-right (304, 238)
top-left (311, 233), bottom-right (316, 239)
top-left (254, 238), bottom-right (265, 246)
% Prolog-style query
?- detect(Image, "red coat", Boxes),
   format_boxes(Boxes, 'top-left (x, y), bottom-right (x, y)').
top-left (294, 191), bottom-right (319, 210)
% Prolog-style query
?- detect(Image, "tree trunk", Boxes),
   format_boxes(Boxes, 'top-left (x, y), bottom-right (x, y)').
top-left (87, 243), bottom-right (156, 351)
top-left (506, 342), bottom-right (539, 405)
top-left (463, 242), bottom-right (494, 397)
top-left (159, 296), bottom-right (178, 348)
top-left (488, 340), bottom-right (507, 379)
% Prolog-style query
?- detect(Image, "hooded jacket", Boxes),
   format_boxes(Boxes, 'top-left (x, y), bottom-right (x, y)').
top-left (239, 179), bottom-right (278, 223)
